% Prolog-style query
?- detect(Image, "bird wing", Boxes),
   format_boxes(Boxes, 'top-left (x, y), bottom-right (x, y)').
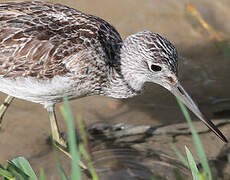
top-left (0, 1), bottom-right (122, 79)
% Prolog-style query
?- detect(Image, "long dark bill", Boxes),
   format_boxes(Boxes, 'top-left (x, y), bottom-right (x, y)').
top-left (171, 82), bottom-right (228, 143)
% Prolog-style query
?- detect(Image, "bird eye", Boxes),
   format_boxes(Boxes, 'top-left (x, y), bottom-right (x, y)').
top-left (150, 64), bottom-right (162, 72)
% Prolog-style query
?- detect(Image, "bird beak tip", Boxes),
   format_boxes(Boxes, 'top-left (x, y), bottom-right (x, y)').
top-left (170, 82), bottom-right (228, 143)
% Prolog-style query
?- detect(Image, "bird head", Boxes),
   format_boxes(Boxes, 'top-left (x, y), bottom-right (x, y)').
top-left (121, 30), bottom-right (227, 142)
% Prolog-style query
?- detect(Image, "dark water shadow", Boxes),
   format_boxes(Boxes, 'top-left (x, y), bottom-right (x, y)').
top-left (87, 130), bottom-right (189, 180)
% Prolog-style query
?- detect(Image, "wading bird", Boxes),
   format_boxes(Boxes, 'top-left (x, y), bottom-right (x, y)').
top-left (0, 1), bottom-right (227, 150)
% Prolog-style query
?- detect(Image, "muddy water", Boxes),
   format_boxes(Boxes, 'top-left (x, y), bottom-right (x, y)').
top-left (0, 0), bottom-right (230, 179)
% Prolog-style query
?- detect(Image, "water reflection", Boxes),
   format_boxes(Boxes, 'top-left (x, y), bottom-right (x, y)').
top-left (91, 148), bottom-right (188, 180)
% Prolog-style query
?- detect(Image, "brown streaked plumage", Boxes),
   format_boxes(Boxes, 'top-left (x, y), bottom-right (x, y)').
top-left (0, 0), bottom-right (227, 156)
top-left (0, 1), bottom-right (121, 79)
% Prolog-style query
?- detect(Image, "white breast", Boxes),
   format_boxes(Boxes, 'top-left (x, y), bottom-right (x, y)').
top-left (0, 75), bottom-right (90, 108)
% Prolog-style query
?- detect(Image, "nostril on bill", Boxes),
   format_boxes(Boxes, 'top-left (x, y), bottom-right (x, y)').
top-left (177, 86), bottom-right (185, 95)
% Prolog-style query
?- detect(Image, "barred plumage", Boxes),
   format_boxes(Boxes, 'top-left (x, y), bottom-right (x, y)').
top-left (0, 1), bottom-right (227, 145)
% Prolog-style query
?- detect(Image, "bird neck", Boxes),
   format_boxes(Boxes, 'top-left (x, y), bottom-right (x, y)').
top-left (102, 40), bottom-right (145, 99)
top-left (119, 39), bottom-right (146, 92)
top-left (103, 67), bottom-right (140, 99)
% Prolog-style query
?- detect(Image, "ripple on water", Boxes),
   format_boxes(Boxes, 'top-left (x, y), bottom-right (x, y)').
top-left (90, 147), bottom-right (189, 180)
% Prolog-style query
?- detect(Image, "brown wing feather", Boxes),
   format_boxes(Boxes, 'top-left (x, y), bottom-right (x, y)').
top-left (0, 1), bottom-right (122, 79)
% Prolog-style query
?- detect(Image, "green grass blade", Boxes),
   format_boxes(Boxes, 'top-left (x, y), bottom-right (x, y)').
top-left (0, 167), bottom-right (14, 179)
top-left (58, 166), bottom-right (68, 180)
top-left (53, 145), bottom-right (69, 180)
top-left (10, 157), bottom-right (38, 180)
top-left (176, 98), bottom-right (212, 180)
top-left (77, 116), bottom-right (99, 180)
top-left (60, 97), bottom-right (82, 180)
top-left (170, 143), bottom-right (189, 168)
top-left (39, 169), bottom-right (46, 180)
top-left (6, 161), bottom-right (29, 180)
top-left (185, 146), bottom-right (201, 180)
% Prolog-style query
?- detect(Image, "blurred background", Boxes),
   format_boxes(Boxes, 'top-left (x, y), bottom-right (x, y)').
top-left (0, 0), bottom-right (230, 179)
